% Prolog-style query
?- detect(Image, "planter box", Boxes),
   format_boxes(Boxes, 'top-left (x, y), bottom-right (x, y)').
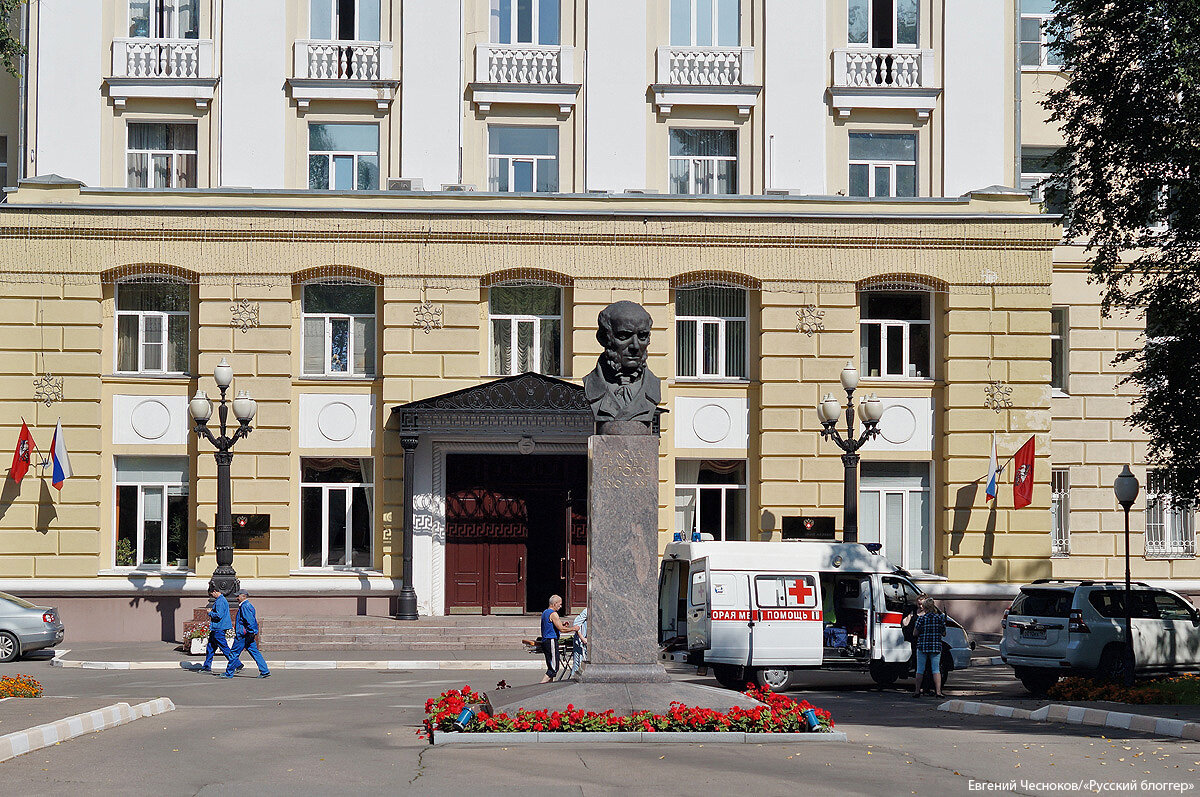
top-left (189, 638), bottom-right (205, 655)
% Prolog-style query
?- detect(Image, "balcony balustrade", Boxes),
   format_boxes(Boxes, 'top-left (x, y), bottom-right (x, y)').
top-left (106, 38), bottom-right (217, 108)
top-left (652, 46), bottom-right (760, 116)
top-left (470, 44), bottom-right (579, 114)
top-left (288, 40), bottom-right (399, 111)
top-left (829, 48), bottom-right (940, 119)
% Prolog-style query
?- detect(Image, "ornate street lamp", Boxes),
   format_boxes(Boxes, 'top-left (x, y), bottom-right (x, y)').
top-left (189, 358), bottom-right (257, 598)
top-left (817, 361), bottom-right (885, 543)
top-left (1113, 464), bottom-right (1140, 687)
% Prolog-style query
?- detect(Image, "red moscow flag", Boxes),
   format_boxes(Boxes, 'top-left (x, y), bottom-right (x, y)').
top-left (10, 422), bottom-right (35, 484)
top-left (1013, 436), bottom-right (1036, 509)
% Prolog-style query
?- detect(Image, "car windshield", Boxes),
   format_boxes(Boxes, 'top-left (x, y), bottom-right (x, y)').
top-left (1011, 589), bottom-right (1072, 618)
top-left (0, 591), bottom-right (37, 609)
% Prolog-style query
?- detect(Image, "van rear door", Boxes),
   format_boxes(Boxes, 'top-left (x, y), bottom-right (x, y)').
top-left (687, 557), bottom-right (711, 651)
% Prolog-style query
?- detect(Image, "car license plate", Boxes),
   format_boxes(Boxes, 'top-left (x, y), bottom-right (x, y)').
top-left (1021, 628), bottom-right (1046, 640)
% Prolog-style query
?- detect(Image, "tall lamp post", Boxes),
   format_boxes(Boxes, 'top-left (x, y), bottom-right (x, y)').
top-left (189, 358), bottom-right (257, 598)
top-left (1113, 464), bottom-right (1140, 687)
top-left (817, 362), bottom-right (884, 543)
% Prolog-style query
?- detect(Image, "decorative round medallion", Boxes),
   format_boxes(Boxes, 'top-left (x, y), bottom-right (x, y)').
top-left (131, 399), bottom-right (171, 440)
top-left (692, 403), bottom-right (732, 444)
top-left (879, 404), bottom-right (917, 445)
top-left (317, 401), bottom-right (357, 442)
top-left (517, 437), bottom-right (536, 455)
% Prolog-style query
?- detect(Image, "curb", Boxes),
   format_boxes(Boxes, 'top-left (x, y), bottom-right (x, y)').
top-left (51, 659), bottom-right (544, 671)
top-left (937, 700), bottom-right (1200, 740)
top-left (0, 697), bottom-right (176, 762)
top-left (970, 656), bottom-right (1005, 667)
top-left (431, 729), bottom-right (848, 745)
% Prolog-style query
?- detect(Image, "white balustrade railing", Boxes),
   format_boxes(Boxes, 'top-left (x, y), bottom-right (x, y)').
top-left (474, 44), bottom-right (574, 84)
top-left (833, 48), bottom-right (935, 89)
top-left (112, 38), bottom-right (214, 79)
top-left (295, 40), bottom-right (394, 81)
top-left (656, 46), bottom-right (755, 86)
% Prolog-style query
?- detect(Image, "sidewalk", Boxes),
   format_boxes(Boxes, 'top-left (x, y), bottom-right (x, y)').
top-left (41, 642), bottom-right (545, 671)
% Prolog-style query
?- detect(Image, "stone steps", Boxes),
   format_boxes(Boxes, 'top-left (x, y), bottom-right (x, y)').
top-left (256, 615), bottom-right (543, 651)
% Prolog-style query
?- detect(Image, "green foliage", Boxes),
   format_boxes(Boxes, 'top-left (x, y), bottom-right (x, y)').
top-left (1048, 674), bottom-right (1200, 705)
top-left (1044, 0), bottom-right (1200, 503)
top-left (1, 0), bottom-right (25, 78)
top-left (115, 538), bottom-right (136, 567)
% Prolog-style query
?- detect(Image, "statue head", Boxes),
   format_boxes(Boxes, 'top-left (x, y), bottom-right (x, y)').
top-left (597, 301), bottom-right (652, 378)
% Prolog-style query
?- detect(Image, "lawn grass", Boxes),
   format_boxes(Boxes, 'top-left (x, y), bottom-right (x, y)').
top-left (1047, 673), bottom-right (1200, 704)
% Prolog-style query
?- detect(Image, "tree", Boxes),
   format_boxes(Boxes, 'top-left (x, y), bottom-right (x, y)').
top-left (1, 0), bottom-right (25, 77)
top-left (1044, 0), bottom-right (1200, 504)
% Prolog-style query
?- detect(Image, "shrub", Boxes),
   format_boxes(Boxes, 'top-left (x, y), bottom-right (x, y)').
top-left (0, 675), bottom-right (44, 698)
top-left (1047, 674), bottom-right (1200, 705)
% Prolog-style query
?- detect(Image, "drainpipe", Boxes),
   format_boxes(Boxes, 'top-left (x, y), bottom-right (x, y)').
top-left (1013, 0), bottom-right (1022, 187)
top-left (16, 0), bottom-right (30, 180)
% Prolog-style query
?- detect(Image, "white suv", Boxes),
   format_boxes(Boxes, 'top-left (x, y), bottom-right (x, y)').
top-left (999, 579), bottom-right (1200, 694)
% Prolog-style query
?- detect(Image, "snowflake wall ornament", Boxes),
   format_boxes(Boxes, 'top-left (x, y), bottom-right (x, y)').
top-left (414, 302), bottom-right (444, 334)
top-left (796, 305), bottom-right (826, 337)
top-left (984, 380), bottom-right (1013, 413)
top-left (34, 373), bottom-right (64, 407)
top-left (230, 299), bottom-right (260, 333)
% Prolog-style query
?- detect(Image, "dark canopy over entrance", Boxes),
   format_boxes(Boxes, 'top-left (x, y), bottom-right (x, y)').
top-left (391, 373), bottom-right (593, 616)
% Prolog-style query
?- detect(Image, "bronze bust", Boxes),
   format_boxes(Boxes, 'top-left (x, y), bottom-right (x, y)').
top-left (583, 301), bottom-right (661, 434)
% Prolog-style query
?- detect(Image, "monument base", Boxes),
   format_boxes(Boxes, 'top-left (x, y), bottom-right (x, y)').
top-left (580, 662), bottom-right (670, 684)
top-left (489, 679), bottom-right (763, 717)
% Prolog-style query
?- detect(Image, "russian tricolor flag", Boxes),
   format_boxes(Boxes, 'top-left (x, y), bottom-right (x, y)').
top-left (50, 419), bottom-right (73, 490)
top-left (985, 434), bottom-right (999, 502)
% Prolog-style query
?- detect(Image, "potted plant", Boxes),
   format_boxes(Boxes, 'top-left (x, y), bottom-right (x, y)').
top-left (186, 625), bottom-right (209, 655)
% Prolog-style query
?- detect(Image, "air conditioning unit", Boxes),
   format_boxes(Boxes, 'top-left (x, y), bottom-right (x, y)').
top-left (440, 183), bottom-right (477, 192)
top-left (623, 188), bottom-right (659, 194)
top-left (765, 189), bottom-right (793, 196)
top-left (387, 178), bottom-right (424, 191)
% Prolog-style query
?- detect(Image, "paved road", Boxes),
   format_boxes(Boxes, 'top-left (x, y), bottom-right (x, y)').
top-left (1, 659), bottom-right (1197, 796)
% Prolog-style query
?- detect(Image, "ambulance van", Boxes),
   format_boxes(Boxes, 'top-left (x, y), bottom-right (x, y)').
top-left (658, 538), bottom-right (974, 690)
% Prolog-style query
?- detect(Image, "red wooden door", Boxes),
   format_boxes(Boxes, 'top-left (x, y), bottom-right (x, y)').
top-left (566, 494), bottom-right (588, 611)
top-left (444, 489), bottom-right (528, 614)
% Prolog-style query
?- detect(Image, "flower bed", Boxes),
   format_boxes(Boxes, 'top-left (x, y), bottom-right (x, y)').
top-left (421, 684), bottom-right (834, 739)
top-left (1047, 674), bottom-right (1200, 705)
top-left (0, 674), bottom-right (44, 698)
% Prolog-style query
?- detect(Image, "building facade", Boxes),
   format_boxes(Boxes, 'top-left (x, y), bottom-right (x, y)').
top-left (0, 0), bottom-right (1193, 640)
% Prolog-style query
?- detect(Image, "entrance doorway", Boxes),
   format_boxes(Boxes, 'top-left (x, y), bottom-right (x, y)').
top-left (444, 453), bottom-right (587, 615)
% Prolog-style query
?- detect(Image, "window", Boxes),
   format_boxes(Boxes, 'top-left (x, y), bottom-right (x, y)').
top-left (0, 135), bottom-right (7, 187)
top-left (115, 456), bottom-right (189, 568)
top-left (1020, 0), bottom-right (1063, 68)
top-left (755, 575), bottom-right (818, 608)
top-left (301, 458), bottom-right (373, 568)
top-left (860, 462), bottom-right (931, 571)
top-left (848, 0), bottom-right (918, 48)
top-left (1154, 592), bottom-right (1197, 622)
top-left (490, 0), bottom-right (559, 45)
top-left (1051, 468), bottom-right (1070, 555)
top-left (1087, 590), bottom-right (1160, 620)
top-left (1020, 147), bottom-right (1068, 216)
top-left (487, 127), bottom-right (559, 193)
top-left (310, 0), bottom-right (380, 41)
top-left (129, 0), bottom-right (199, 39)
top-left (859, 291), bottom-right (931, 379)
top-left (675, 286), bottom-right (747, 379)
top-left (669, 129), bottom-right (737, 195)
top-left (308, 124), bottom-right (379, 191)
top-left (116, 279), bottom-right (190, 374)
top-left (127, 123), bottom-right (197, 188)
top-left (881, 576), bottom-right (922, 613)
top-left (489, 285), bottom-right (562, 376)
top-left (1146, 471), bottom-right (1195, 558)
top-left (675, 460), bottom-right (747, 541)
top-left (1050, 306), bottom-right (1068, 392)
top-left (670, 0), bottom-right (739, 47)
top-left (302, 283), bottom-right (376, 377)
top-left (849, 133), bottom-right (916, 198)
top-left (1011, 588), bottom-right (1073, 618)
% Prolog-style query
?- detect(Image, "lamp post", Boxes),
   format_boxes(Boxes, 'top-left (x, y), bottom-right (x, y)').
top-left (817, 362), bottom-right (884, 543)
top-left (189, 358), bottom-right (257, 598)
top-left (1113, 464), bottom-right (1140, 687)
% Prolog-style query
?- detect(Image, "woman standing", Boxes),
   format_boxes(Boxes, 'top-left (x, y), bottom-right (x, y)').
top-left (911, 596), bottom-right (947, 698)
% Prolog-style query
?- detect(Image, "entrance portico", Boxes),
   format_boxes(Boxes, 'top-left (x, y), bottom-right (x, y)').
top-left (392, 373), bottom-right (592, 616)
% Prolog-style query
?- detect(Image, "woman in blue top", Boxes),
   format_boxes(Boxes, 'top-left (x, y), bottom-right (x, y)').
top-left (911, 595), bottom-right (947, 698)
top-left (539, 594), bottom-right (574, 683)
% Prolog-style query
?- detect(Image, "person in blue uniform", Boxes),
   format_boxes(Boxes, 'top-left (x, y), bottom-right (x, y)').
top-left (201, 584), bottom-right (236, 675)
top-left (538, 594), bottom-right (574, 684)
top-left (228, 588), bottom-right (270, 679)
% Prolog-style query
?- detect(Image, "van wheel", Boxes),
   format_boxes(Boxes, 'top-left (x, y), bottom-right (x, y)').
top-left (711, 664), bottom-right (746, 691)
top-left (1097, 645), bottom-right (1133, 684)
top-left (753, 667), bottom-right (793, 692)
top-left (869, 660), bottom-right (899, 686)
top-left (1014, 666), bottom-right (1059, 695)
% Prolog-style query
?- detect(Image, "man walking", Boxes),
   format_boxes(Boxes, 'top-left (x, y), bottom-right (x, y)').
top-left (201, 583), bottom-right (236, 675)
top-left (228, 588), bottom-right (270, 679)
